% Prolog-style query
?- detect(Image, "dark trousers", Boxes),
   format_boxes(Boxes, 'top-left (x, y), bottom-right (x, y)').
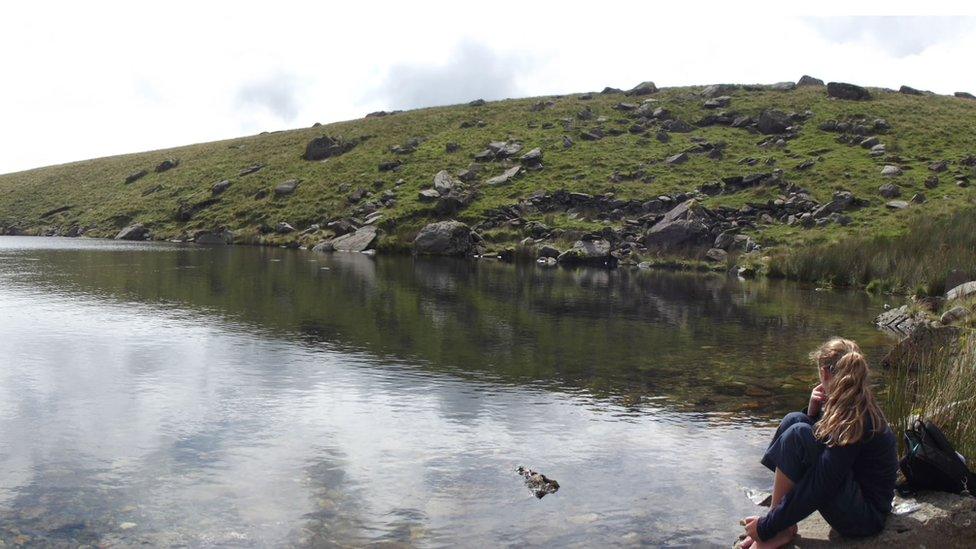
top-left (761, 412), bottom-right (885, 537)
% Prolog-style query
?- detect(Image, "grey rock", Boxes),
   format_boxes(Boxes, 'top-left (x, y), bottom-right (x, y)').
top-left (304, 135), bottom-right (356, 161)
top-left (769, 81), bottom-right (796, 91)
top-left (556, 239), bottom-right (614, 266)
top-left (899, 85), bottom-right (924, 95)
top-left (941, 305), bottom-right (968, 325)
top-left (274, 179), bottom-right (300, 196)
top-left (625, 81), bottom-right (658, 96)
top-left (538, 245), bottom-right (561, 259)
top-left (486, 166), bottom-right (522, 185)
top-left (194, 229), bottom-right (234, 245)
top-left (413, 221), bottom-right (476, 256)
top-left (886, 200), bottom-right (909, 210)
top-left (330, 226), bottom-right (378, 252)
top-left (757, 109), bottom-right (790, 134)
top-left (665, 152), bottom-right (689, 165)
top-left (276, 222), bottom-right (295, 234)
top-left (701, 84), bottom-right (738, 98)
top-left (433, 170), bottom-right (459, 195)
top-left (239, 164), bottom-right (264, 176)
top-left (418, 188), bottom-right (441, 202)
top-left (947, 280), bottom-right (976, 301)
top-left (879, 183), bottom-right (901, 198)
top-left (644, 200), bottom-right (712, 249)
top-left (155, 159), bottom-right (179, 173)
top-left (955, 91), bottom-right (976, 100)
top-left (125, 170), bottom-right (148, 184)
top-left (827, 82), bottom-right (871, 100)
top-left (114, 223), bottom-right (149, 241)
top-left (796, 75), bottom-right (824, 87)
top-left (211, 180), bottom-right (231, 196)
top-left (703, 96), bottom-right (731, 109)
top-left (520, 148), bottom-right (543, 168)
top-left (881, 165), bottom-right (902, 177)
top-left (705, 248), bottom-right (728, 262)
top-left (468, 99), bottom-right (486, 106)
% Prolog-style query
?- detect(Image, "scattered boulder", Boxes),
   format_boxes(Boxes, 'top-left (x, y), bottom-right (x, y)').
top-left (879, 183), bottom-right (901, 198)
top-left (445, 142), bottom-right (460, 153)
top-left (239, 164), bottom-right (264, 176)
top-left (886, 200), bottom-right (909, 210)
top-left (556, 238), bottom-right (615, 266)
top-left (600, 87), bottom-right (623, 95)
top-left (924, 175), bottom-right (940, 189)
top-left (665, 152), bottom-right (689, 165)
top-left (625, 81), bottom-right (658, 96)
top-left (468, 99), bottom-right (486, 107)
top-left (433, 170), bottom-right (459, 195)
top-left (274, 179), bottom-right (300, 197)
top-left (275, 222), bottom-right (295, 234)
top-left (662, 119), bottom-right (694, 133)
top-left (413, 221), bottom-right (476, 256)
top-left (114, 223), bottom-right (149, 241)
top-left (211, 180), bottom-right (231, 196)
top-left (796, 75), bottom-right (824, 87)
top-left (304, 135), bottom-right (357, 161)
top-left (757, 109), bottom-right (790, 134)
top-left (768, 81), bottom-right (796, 91)
top-left (378, 159), bottom-right (402, 172)
top-left (486, 166), bottom-right (522, 186)
top-left (882, 324), bottom-right (962, 371)
top-left (520, 148), bottom-right (543, 169)
top-left (538, 245), bottom-right (561, 259)
top-left (701, 84), bottom-right (738, 98)
top-left (155, 159), bottom-right (179, 173)
top-left (881, 165), bottom-right (902, 177)
top-left (954, 92), bottom-right (976, 100)
top-left (703, 96), bottom-right (731, 109)
top-left (899, 85), bottom-right (925, 95)
top-left (124, 170), bottom-right (148, 184)
top-left (929, 160), bottom-right (949, 172)
top-left (827, 82), bottom-right (871, 100)
top-left (418, 188), bottom-right (440, 202)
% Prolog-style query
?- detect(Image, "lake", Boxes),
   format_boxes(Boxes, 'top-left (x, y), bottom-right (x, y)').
top-left (0, 237), bottom-right (891, 547)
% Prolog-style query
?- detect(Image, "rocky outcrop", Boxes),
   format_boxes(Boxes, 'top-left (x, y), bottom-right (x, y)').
top-left (827, 82), bottom-right (871, 101)
top-left (114, 223), bottom-right (149, 241)
top-left (625, 81), bottom-right (658, 96)
top-left (413, 221), bottom-right (476, 256)
top-left (304, 135), bottom-right (357, 161)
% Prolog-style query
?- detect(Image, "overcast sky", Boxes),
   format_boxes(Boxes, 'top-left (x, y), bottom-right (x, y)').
top-left (1, 2), bottom-right (974, 175)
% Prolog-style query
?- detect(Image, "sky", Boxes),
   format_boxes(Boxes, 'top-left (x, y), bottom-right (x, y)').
top-left (1, 2), bottom-right (974, 175)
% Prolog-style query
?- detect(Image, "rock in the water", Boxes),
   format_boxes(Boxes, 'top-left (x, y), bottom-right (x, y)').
top-left (827, 82), bottom-right (871, 100)
top-left (115, 223), bottom-right (149, 241)
top-left (757, 109), bottom-right (790, 134)
top-left (125, 170), bottom-right (148, 184)
top-left (304, 135), bottom-right (356, 161)
top-left (625, 81), bottom-right (658, 96)
top-left (486, 166), bottom-right (522, 185)
top-left (330, 225), bottom-right (378, 252)
top-left (796, 75), bottom-right (824, 87)
top-left (155, 159), bottom-right (179, 173)
top-left (274, 179), bottom-right (300, 197)
top-left (516, 466), bottom-right (560, 499)
top-left (556, 239), bottom-right (615, 266)
top-left (413, 221), bottom-right (476, 256)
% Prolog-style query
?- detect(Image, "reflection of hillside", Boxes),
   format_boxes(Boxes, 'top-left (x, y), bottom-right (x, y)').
top-left (3, 240), bottom-right (889, 413)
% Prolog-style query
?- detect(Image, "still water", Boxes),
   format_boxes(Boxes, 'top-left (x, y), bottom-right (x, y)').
top-left (0, 237), bottom-right (890, 547)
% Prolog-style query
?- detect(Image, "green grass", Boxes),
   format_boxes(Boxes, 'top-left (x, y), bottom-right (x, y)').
top-left (2, 83), bottom-right (976, 283)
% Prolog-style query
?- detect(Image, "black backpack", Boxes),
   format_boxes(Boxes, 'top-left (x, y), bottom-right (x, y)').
top-left (899, 419), bottom-right (976, 496)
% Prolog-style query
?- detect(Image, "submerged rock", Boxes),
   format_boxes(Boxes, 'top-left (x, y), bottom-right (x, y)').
top-left (516, 466), bottom-right (560, 499)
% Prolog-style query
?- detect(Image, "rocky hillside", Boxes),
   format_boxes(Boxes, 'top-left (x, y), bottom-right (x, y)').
top-left (2, 77), bottom-right (976, 268)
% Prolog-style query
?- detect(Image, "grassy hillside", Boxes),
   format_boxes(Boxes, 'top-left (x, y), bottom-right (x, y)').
top-left (2, 80), bottom-right (976, 286)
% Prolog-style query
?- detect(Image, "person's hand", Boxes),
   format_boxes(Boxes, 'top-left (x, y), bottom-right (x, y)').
top-left (808, 383), bottom-right (826, 418)
top-left (740, 516), bottom-right (760, 546)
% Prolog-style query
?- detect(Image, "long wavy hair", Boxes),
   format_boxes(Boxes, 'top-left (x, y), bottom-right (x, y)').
top-left (811, 338), bottom-right (886, 446)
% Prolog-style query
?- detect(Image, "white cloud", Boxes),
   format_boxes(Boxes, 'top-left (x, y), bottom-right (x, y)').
top-left (1, 3), bottom-right (975, 175)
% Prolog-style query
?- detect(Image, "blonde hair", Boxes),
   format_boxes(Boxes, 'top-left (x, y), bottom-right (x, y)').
top-left (811, 338), bottom-right (886, 447)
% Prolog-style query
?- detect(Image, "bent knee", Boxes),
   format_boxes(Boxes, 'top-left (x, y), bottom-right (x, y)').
top-left (780, 411), bottom-right (812, 430)
top-left (782, 421), bottom-right (815, 443)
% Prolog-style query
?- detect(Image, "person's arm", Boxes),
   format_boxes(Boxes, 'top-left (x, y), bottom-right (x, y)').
top-left (756, 441), bottom-right (862, 540)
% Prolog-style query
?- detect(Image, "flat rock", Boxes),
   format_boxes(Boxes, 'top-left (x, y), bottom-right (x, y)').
top-left (330, 225), bottom-right (378, 252)
top-left (486, 166), bottom-right (522, 185)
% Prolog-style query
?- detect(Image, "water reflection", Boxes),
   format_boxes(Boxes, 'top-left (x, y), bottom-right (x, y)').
top-left (0, 237), bottom-right (889, 546)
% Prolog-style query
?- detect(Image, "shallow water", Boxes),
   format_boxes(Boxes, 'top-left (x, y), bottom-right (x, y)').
top-left (0, 237), bottom-right (890, 547)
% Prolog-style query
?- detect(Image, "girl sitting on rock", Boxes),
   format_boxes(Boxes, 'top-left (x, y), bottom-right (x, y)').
top-left (740, 338), bottom-right (898, 548)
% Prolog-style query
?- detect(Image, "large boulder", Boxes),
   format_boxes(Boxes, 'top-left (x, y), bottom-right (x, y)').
top-left (947, 280), bottom-right (976, 301)
top-left (757, 109), bottom-right (790, 134)
top-left (625, 81), bottom-right (658, 96)
top-left (881, 323), bottom-right (962, 371)
top-left (304, 135), bottom-right (356, 161)
top-left (827, 82), bottom-right (871, 100)
top-left (644, 200), bottom-right (713, 249)
top-left (413, 221), bottom-right (476, 256)
top-left (114, 223), bottom-right (149, 241)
